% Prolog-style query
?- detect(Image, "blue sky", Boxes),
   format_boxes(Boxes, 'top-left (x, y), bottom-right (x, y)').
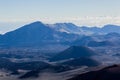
top-left (0, 0), bottom-right (120, 33)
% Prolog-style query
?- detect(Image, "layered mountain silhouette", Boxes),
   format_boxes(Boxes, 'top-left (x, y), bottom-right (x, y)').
top-left (81, 24), bottom-right (120, 34)
top-left (0, 21), bottom-right (120, 80)
top-left (0, 21), bottom-right (78, 47)
top-left (68, 65), bottom-right (120, 80)
top-left (0, 21), bottom-right (120, 48)
top-left (50, 46), bottom-right (96, 61)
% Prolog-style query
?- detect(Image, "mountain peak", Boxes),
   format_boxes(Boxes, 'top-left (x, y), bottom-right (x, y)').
top-left (30, 21), bottom-right (43, 25)
top-left (13, 21), bottom-right (50, 32)
top-left (50, 46), bottom-right (96, 61)
top-left (24, 21), bottom-right (45, 28)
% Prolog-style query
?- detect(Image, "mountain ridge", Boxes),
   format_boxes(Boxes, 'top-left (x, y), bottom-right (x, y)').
top-left (0, 21), bottom-right (120, 48)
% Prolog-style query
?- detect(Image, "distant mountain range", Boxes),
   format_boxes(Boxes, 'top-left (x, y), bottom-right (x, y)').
top-left (0, 21), bottom-right (120, 48)
top-left (49, 23), bottom-right (120, 35)
top-left (81, 24), bottom-right (120, 34)
top-left (0, 21), bottom-right (120, 80)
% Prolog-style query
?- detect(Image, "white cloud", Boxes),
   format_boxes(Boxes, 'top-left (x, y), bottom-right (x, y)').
top-left (1, 16), bottom-right (120, 34)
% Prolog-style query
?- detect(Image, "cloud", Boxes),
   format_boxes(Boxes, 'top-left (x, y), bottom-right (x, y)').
top-left (38, 16), bottom-right (120, 27)
top-left (1, 16), bottom-right (120, 34)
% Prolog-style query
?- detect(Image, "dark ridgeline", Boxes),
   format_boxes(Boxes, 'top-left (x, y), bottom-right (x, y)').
top-left (68, 65), bottom-right (120, 80)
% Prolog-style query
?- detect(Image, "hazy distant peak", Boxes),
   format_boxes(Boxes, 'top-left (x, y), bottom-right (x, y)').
top-left (25, 21), bottom-right (45, 27)
top-left (30, 21), bottom-right (44, 24)
top-left (54, 22), bottom-right (77, 26)
top-left (50, 46), bottom-right (96, 61)
top-left (14, 21), bottom-right (49, 31)
top-left (103, 24), bottom-right (120, 28)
